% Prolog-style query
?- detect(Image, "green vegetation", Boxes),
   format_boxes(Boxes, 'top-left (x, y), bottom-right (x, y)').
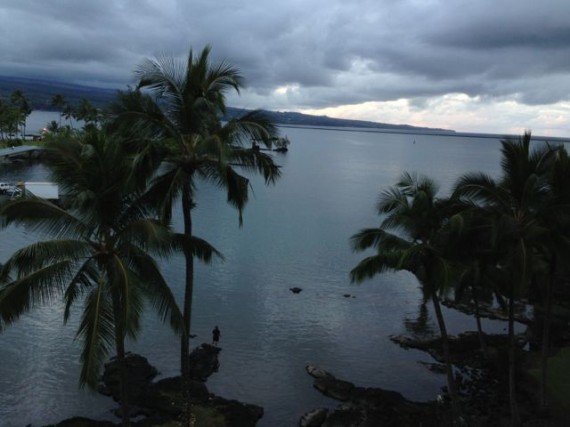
top-left (529, 347), bottom-right (570, 415)
top-left (350, 173), bottom-right (462, 418)
top-left (351, 132), bottom-right (570, 426)
top-left (0, 130), bottom-right (185, 426)
top-left (1, 45), bottom-right (570, 427)
top-left (0, 44), bottom-right (282, 427)
top-left (0, 89), bottom-right (31, 141)
top-left (110, 45), bottom-right (281, 423)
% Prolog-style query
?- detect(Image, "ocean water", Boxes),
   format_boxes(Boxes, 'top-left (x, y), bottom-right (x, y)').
top-left (0, 123), bottom-right (528, 426)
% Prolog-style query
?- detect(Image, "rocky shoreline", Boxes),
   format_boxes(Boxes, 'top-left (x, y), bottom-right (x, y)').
top-left (299, 331), bottom-right (568, 427)
top-left (41, 331), bottom-right (568, 426)
top-left (43, 344), bottom-right (263, 427)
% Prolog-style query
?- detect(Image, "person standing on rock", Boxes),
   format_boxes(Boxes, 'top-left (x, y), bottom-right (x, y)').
top-left (212, 325), bottom-right (221, 346)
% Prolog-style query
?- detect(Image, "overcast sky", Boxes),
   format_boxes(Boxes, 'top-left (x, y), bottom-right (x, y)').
top-left (1, 0), bottom-right (569, 136)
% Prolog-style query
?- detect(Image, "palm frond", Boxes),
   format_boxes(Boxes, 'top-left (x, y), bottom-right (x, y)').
top-left (77, 284), bottom-right (115, 388)
top-left (0, 259), bottom-right (79, 329)
top-left (172, 233), bottom-right (224, 263)
top-left (350, 251), bottom-right (403, 283)
top-left (1, 198), bottom-right (87, 239)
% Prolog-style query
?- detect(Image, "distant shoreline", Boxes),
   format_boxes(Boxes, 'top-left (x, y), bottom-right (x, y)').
top-left (277, 124), bottom-right (570, 143)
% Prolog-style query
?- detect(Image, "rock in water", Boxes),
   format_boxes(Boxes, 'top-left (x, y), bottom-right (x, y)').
top-left (306, 364), bottom-right (333, 380)
top-left (188, 343), bottom-right (221, 381)
top-left (299, 408), bottom-right (329, 427)
top-left (99, 353), bottom-right (158, 402)
top-left (290, 287), bottom-right (303, 294)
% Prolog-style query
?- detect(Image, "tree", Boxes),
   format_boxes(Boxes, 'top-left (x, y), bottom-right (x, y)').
top-left (110, 45), bottom-right (282, 423)
top-left (448, 206), bottom-right (503, 359)
top-left (0, 98), bottom-right (20, 141)
top-left (533, 144), bottom-right (570, 410)
top-left (10, 90), bottom-right (32, 140)
top-left (50, 94), bottom-right (67, 127)
top-left (453, 132), bottom-right (558, 426)
top-left (0, 129), bottom-right (185, 426)
top-left (350, 172), bottom-right (462, 420)
top-left (75, 98), bottom-right (100, 130)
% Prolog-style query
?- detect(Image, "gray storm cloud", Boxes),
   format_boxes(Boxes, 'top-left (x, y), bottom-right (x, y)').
top-left (0, 0), bottom-right (569, 112)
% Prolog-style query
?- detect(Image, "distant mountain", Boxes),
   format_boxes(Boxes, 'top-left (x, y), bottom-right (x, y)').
top-left (0, 75), bottom-right (451, 133)
top-left (0, 76), bottom-right (118, 110)
top-left (233, 109), bottom-right (453, 132)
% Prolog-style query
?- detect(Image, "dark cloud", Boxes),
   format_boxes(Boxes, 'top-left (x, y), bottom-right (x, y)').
top-left (0, 0), bottom-right (569, 114)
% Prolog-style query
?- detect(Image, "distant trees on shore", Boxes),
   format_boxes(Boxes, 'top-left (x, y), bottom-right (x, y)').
top-left (0, 89), bottom-right (31, 141)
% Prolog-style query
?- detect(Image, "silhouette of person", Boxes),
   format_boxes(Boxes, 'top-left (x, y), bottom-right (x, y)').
top-left (212, 326), bottom-right (221, 346)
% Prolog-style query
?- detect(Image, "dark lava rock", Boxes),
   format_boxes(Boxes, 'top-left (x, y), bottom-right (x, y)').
top-left (99, 353), bottom-right (158, 402)
top-left (299, 408), bottom-right (329, 427)
top-left (140, 376), bottom-right (210, 415)
top-left (52, 345), bottom-right (265, 427)
top-left (302, 365), bottom-right (440, 427)
top-left (189, 343), bottom-right (221, 381)
top-left (314, 376), bottom-right (355, 402)
top-left (43, 418), bottom-right (117, 427)
top-left (209, 395), bottom-right (264, 427)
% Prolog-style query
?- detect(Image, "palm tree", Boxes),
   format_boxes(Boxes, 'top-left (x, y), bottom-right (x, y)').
top-left (75, 98), bottom-right (100, 130)
top-left (111, 45), bottom-right (282, 383)
top-left (453, 132), bottom-right (557, 426)
top-left (10, 90), bottom-right (31, 140)
top-left (350, 172), bottom-right (461, 420)
top-left (533, 144), bottom-right (570, 410)
top-left (448, 206), bottom-right (503, 359)
top-left (0, 130), bottom-right (186, 426)
top-left (50, 94), bottom-right (67, 127)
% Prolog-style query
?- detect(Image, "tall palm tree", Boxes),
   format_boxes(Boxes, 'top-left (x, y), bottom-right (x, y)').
top-left (10, 90), bottom-right (31, 140)
top-left (449, 206), bottom-right (503, 359)
top-left (453, 132), bottom-right (557, 426)
top-left (111, 45), bottom-right (282, 381)
top-left (0, 130), bottom-right (185, 426)
top-left (350, 172), bottom-right (462, 419)
top-left (50, 94), bottom-right (67, 127)
top-left (533, 144), bottom-right (570, 409)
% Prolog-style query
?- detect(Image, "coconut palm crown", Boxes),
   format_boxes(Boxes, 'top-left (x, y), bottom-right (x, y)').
top-left (110, 45), bottom-right (282, 387)
top-left (350, 172), bottom-right (462, 418)
top-left (0, 130), bottom-right (185, 425)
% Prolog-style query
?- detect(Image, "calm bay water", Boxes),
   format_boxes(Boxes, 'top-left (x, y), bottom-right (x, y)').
top-left (0, 120), bottom-right (531, 426)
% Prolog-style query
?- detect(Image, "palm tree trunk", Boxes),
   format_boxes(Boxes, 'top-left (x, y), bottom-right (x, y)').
top-left (508, 291), bottom-right (521, 426)
top-left (473, 290), bottom-right (489, 359)
top-left (540, 254), bottom-right (555, 410)
top-left (431, 293), bottom-right (460, 420)
top-left (181, 185), bottom-right (194, 426)
top-left (113, 299), bottom-right (130, 427)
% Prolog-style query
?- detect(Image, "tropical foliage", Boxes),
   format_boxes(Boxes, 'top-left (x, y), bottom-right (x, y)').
top-left (0, 130), bottom-right (185, 426)
top-left (0, 44), bottom-right (284, 426)
top-left (350, 172), bottom-right (463, 418)
top-left (0, 89), bottom-right (32, 142)
top-left (351, 132), bottom-right (570, 425)
top-left (110, 45), bottom-right (281, 381)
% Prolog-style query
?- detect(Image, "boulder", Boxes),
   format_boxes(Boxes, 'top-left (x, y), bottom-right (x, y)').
top-left (209, 395), bottom-right (264, 427)
top-left (99, 353), bottom-right (158, 402)
top-left (44, 418), bottom-right (117, 427)
top-left (304, 365), bottom-right (439, 426)
top-left (299, 408), bottom-right (329, 427)
top-left (306, 364), bottom-right (334, 380)
top-left (188, 343), bottom-right (221, 381)
top-left (314, 376), bottom-right (355, 402)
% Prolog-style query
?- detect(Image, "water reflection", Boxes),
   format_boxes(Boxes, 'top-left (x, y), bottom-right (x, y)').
top-left (404, 302), bottom-right (436, 339)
